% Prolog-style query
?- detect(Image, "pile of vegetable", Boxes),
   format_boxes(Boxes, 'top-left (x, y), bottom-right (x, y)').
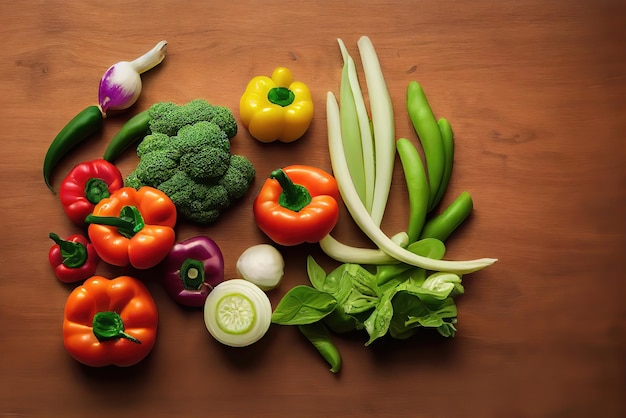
top-left (270, 37), bottom-right (496, 372)
top-left (42, 37), bottom-right (496, 372)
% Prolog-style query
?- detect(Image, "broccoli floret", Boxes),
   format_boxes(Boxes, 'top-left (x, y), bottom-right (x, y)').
top-left (127, 99), bottom-right (255, 225)
top-left (208, 105), bottom-right (238, 139)
top-left (134, 148), bottom-right (181, 185)
top-left (158, 172), bottom-right (232, 224)
top-left (180, 147), bottom-right (230, 182)
top-left (136, 132), bottom-right (173, 158)
top-left (148, 99), bottom-right (238, 138)
top-left (124, 170), bottom-right (146, 189)
top-left (219, 155), bottom-right (256, 199)
top-left (180, 183), bottom-right (231, 224)
top-left (173, 121), bottom-right (230, 154)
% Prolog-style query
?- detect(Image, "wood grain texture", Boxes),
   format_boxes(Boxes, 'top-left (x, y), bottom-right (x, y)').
top-left (1, 1), bottom-right (625, 417)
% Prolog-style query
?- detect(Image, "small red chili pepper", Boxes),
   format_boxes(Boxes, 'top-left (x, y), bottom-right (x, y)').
top-left (48, 232), bottom-right (99, 283)
top-left (59, 159), bottom-right (124, 226)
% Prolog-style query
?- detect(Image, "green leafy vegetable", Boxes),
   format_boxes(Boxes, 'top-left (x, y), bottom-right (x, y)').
top-left (271, 286), bottom-right (337, 325)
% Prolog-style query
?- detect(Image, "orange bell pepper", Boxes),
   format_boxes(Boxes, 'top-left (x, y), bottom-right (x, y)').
top-left (253, 165), bottom-right (340, 246)
top-left (63, 275), bottom-right (158, 367)
top-left (84, 186), bottom-right (177, 269)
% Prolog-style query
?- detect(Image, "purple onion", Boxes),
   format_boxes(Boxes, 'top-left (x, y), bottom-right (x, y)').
top-left (160, 236), bottom-right (225, 308)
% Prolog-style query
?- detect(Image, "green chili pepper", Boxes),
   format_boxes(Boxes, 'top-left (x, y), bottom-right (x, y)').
top-left (43, 105), bottom-right (104, 192)
top-left (430, 118), bottom-right (455, 210)
top-left (396, 137), bottom-right (429, 243)
top-left (103, 109), bottom-right (151, 162)
top-left (420, 191), bottom-right (473, 242)
top-left (298, 322), bottom-right (342, 374)
top-left (406, 81), bottom-right (444, 211)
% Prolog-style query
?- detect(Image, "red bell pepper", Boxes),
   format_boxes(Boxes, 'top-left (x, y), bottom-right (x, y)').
top-left (160, 236), bottom-right (225, 307)
top-left (63, 275), bottom-right (158, 367)
top-left (253, 165), bottom-right (340, 246)
top-left (48, 232), bottom-right (99, 283)
top-left (84, 186), bottom-right (177, 269)
top-left (59, 159), bottom-right (124, 226)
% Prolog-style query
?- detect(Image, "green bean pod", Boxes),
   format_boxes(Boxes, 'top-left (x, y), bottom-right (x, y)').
top-left (43, 105), bottom-right (104, 192)
top-left (396, 137), bottom-right (429, 243)
top-left (103, 109), bottom-right (151, 162)
top-left (420, 191), bottom-right (473, 242)
top-left (298, 322), bottom-right (342, 373)
top-left (430, 118), bottom-right (455, 210)
top-left (406, 81), bottom-right (444, 211)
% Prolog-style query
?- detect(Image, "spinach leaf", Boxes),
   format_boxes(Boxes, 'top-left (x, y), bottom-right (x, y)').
top-left (307, 255), bottom-right (349, 295)
top-left (306, 256), bottom-right (327, 291)
top-left (271, 285), bottom-right (337, 325)
top-left (342, 289), bottom-right (378, 314)
top-left (437, 319), bottom-right (458, 337)
top-left (363, 285), bottom-right (398, 345)
top-left (405, 297), bottom-right (458, 329)
top-left (345, 263), bottom-right (379, 297)
top-left (323, 307), bottom-right (361, 333)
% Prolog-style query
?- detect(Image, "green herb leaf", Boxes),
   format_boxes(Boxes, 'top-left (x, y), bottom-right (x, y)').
top-left (437, 319), bottom-right (458, 337)
top-left (271, 285), bottom-right (337, 326)
top-left (342, 289), bottom-right (378, 314)
top-left (345, 264), bottom-right (378, 297)
top-left (363, 285), bottom-right (398, 345)
top-left (306, 256), bottom-right (327, 291)
top-left (405, 297), bottom-right (457, 328)
top-left (323, 308), bottom-right (360, 334)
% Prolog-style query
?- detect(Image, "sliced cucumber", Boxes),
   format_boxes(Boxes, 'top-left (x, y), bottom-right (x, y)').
top-left (204, 279), bottom-right (272, 347)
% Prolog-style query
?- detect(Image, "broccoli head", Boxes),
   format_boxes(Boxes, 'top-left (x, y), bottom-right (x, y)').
top-left (148, 99), bottom-right (238, 138)
top-left (125, 99), bottom-right (255, 225)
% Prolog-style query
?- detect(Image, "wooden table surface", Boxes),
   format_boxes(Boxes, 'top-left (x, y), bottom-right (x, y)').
top-left (1, 1), bottom-right (624, 417)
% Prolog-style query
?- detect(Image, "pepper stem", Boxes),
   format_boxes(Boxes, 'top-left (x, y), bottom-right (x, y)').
top-left (84, 178), bottom-right (111, 205)
top-left (267, 87), bottom-right (295, 107)
top-left (49, 232), bottom-right (88, 268)
top-left (270, 169), bottom-right (312, 212)
top-left (92, 311), bottom-right (141, 344)
top-left (180, 258), bottom-right (206, 290)
top-left (84, 206), bottom-right (145, 239)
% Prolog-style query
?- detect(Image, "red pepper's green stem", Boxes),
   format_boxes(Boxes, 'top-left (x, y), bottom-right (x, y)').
top-left (269, 169), bottom-right (312, 212)
top-left (49, 232), bottom-right (88, 268)
top-left (84, 206), bottom-right (145, 238)
top-left (180, 258), bottom-right (206, 290)
top-left (92, 311), bottom-right (141, 344)
top-left (84, 178), bottom-right (111, 205)
top-left (268, 87), bottom-right (295, 107)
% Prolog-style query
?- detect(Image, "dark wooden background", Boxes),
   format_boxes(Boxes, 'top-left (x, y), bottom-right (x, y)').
top-left (1, 1), bottom-right (624, 417)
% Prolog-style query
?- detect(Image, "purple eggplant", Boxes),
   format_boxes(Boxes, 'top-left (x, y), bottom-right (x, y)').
top-left (160, 236), bottom-right (225, 307)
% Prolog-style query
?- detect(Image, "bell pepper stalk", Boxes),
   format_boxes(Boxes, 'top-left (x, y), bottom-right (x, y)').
top-left (59, 159), bottom-right (124, 226)
top-left (84, 186), bottom-right (177, 269)
top-left (160, 236), bottom-right (225, 308)
top-left (253, 165), bottom-right (340, 246)
top-left (239, 67), bottom-right (314, 143)
top-left (63, 275), bottom-right (158, 367)
top-left (48, 232), bottom-right (99, 283)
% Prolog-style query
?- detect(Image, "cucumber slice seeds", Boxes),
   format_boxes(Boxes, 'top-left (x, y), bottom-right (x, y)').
top-left (215, 293), bottom-right (256, 335)
top-left (204, 279), bottom-right (272, 347)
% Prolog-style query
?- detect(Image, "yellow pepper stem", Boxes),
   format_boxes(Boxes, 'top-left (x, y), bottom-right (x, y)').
top-left (268, 87), bottom-right (295, 107)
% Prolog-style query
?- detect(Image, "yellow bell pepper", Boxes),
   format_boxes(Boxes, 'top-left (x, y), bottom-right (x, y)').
top-left (239, 67), bottom-right (314, 143)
